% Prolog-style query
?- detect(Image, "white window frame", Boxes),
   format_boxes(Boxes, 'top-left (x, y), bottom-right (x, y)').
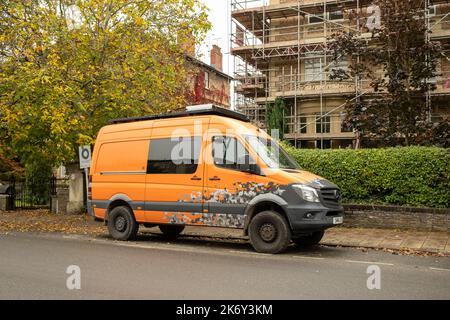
top-left (308, 13), bottom-right (326, 25)
top-left (304, 56), bottom-right (324, 82)
top-left (428, 5), bottom-right (437, 17)
top-left (315, 115), bottom-right (331, 134)
top-left (204, 71), bottom-right (210, 89)
top-left (307, 10), bottom-right (344, 24)
top-left (329, 10), bottom-right (344, 22)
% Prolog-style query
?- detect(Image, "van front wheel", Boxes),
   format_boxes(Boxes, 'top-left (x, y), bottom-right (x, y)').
top-left (248, 211), bottom-right (291, 254)
top-left (159, 225), bottom-right (185, 238)
top-left (107, 206), bottom-right (139, 241)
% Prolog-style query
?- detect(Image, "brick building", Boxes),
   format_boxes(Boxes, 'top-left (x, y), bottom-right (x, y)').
top-left (186, 45), bottom-right (233, 108)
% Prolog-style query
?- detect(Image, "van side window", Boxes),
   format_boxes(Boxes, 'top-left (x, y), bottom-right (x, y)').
top-left (147, 137), bottom-right (201, 174)
top-left (212, 136), bottom-right (253, 171)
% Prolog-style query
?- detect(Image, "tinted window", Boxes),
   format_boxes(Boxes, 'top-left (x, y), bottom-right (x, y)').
top-left (212, 136), bottom-right (253, 171)
top-left (147, 137), bottom-right (201, 174)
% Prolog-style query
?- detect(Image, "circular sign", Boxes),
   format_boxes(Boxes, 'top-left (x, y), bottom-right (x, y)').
top-left (79, 146), bottom-right (91, 169)
top-left (81, 148), bottom-right (90, 160)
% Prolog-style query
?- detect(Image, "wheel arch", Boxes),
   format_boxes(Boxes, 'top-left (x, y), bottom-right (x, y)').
top-left (105, 194), bottom-right (135, 224)
top-left (243, 194), bottom-right (291, 236)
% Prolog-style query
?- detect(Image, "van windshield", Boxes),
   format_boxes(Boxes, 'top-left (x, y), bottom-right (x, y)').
top-left (244, 135), bottom-right (301, 170)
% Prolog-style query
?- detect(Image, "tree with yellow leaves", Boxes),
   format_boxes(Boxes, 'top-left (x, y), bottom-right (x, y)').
top-left (0, 0), bottom-right (211, 169)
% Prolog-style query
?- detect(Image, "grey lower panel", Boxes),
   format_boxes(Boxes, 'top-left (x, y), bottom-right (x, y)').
top-left (91, 200), bottom-right (110, 209)
top-left (144, 202), bottom-right (202, 213)
top-left (207, 202), bottom-right (246, 215)
top-left (92, 200), bottom-right (145, 211)
top-left (92, 200), bottom-right (245, 215)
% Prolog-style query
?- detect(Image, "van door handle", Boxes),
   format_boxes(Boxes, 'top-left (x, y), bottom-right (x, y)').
top-left (191, 176), bottom-right (202, 181)
top-left (209, 176), bottom-right (221, 181)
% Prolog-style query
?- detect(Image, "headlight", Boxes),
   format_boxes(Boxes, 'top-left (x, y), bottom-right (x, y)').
top-left (292, 184), bottom-right (320, 203)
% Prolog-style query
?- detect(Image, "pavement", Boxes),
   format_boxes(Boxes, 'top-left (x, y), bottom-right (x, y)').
top-left (0, 232), bottom-right (449, 299)
top-left (163, 226), bottom-right (450, 256)
top-left (0, 210), bottom-right (449, 255)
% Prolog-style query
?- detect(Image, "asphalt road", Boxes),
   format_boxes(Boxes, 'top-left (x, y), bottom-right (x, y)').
top-left (0, 231), bottom-right (449, 300)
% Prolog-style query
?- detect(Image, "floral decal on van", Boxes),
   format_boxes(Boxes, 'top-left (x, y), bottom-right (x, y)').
top-left (163, 212), bottom-right (245, 228)
top-left (207, 181), bottom-right (285, 204)
top-left (178, 181), bottom-right (286, 205)
top-left (161, 182), bottom-right (287, 228)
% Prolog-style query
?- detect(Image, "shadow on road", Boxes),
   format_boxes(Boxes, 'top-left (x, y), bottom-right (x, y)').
top-left (95, 230), bottom-right (347, 258)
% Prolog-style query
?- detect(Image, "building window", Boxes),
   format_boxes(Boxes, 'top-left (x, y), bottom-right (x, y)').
top-left (296, 140), bottom-right (311, 149)
top-left (305, 57), bottom-right (324, 82)
top-left (308, 13), bottom-right (325, 24)
top-left (298, 116), bottom-right (307, 134)
top-left (431, 114), bottom-right (443, 123)
top-left (204, 71), bottom-right (210, 89)
top-left (329, 10), bottom-right (344, 21)
top-left (329, 57), bottom-right (348, 79)
top-left (340, 112), bottom-right (353, 132)
top-left (316, 115), bottom-right (331, 134)
top-left (427, 5), bottom-right (437, 17)
top-left (147, 137), bottom-right (201, 174)
top-left (308, 11), bottom-right (343, 24)
top-left (316, 140), bottom-right (331, 149)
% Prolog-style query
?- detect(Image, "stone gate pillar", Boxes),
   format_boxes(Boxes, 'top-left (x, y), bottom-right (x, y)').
top-left (65, 164), bottom-right (84, 215)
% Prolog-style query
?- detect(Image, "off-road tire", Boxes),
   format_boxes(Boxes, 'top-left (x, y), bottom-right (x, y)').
top-left (248, 211), bottom-right (291, 254)
top-left (107, 206), bottom-right (139, 241)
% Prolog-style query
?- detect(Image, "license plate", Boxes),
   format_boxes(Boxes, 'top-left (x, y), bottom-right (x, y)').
top-left (333, 217), bottom-right (344, 225)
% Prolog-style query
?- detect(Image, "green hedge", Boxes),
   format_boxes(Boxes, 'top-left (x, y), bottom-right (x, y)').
top-left (285, 146), bottom-right (450, 208)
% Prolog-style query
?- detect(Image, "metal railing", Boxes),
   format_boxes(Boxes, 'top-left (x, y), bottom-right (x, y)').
top-left (231, 22), bottom-right (350, 49)
top-left (231, 0), bottom-right (267, 11)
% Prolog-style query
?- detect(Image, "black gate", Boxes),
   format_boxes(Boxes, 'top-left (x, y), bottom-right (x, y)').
top-left (5, 175), bottom-right (56, 210)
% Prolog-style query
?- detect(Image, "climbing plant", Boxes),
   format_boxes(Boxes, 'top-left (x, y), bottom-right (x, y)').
top-left (266, 98), bottom-right (287, 140)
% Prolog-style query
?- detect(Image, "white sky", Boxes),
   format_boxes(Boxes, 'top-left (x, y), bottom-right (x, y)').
top-left (198, 0), bottom-right (232, 76)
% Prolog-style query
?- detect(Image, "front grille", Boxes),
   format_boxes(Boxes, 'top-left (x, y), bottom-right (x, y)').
top-left (319, 188), bottom-right (342, 209)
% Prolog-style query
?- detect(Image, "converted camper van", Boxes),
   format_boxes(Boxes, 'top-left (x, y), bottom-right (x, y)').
top-left (89, 105), bottom-right (343, 253)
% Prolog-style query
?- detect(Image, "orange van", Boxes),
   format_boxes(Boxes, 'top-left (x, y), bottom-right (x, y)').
top-left (89, 105), bottom-right (344, 253)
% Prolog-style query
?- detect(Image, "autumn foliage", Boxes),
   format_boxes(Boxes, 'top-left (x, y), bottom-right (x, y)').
top-left (0, 0), bottom-right (211, 167)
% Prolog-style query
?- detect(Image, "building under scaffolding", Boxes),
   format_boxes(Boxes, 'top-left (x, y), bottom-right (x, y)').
top-left (231, 0), bottom-right (450, 148)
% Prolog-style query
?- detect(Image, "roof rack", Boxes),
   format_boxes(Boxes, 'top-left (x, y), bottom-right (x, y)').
top-left (109, 104), bottom-right (250, 125)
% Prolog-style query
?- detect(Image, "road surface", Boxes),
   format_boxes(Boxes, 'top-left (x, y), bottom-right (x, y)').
top-left (0, 232), bottom-right (449, 299)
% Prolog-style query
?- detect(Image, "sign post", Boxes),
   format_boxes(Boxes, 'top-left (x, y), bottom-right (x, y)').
top-left (79, 146), bottom-right (92, 215)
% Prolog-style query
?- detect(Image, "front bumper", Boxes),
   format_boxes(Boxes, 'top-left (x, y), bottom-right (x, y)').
top-left (286, 203), bottom-right (344, 236)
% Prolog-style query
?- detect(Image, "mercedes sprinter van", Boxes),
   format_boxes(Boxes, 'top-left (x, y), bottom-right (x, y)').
top-left (89, 105), bottom-right (344, 253)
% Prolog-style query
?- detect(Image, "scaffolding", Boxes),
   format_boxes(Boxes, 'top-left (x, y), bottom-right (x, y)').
top-left (230, 0), bottom-right (450, 148)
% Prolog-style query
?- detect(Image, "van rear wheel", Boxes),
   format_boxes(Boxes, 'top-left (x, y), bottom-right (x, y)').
top-left (159, 225), bottom-right (185, 238)
top-left (107, 206), bottom-right (139, 241)
top-left (248, 211), bottom-right (291, 254)
top-left (293, 230), bottom-right (324, 247)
